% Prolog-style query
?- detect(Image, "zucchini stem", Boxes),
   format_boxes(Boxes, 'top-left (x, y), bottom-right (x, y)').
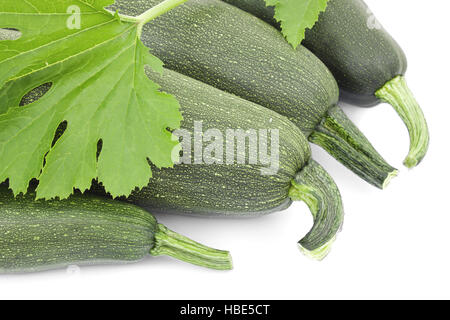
top-left (150, 224), bottom-right (233, 270)
top-left (289, 160), bottom-right (344, 260)
top-left (310, 105), bottom-right (398, 189)
top-left (375, 76), bottom-right (430, 168)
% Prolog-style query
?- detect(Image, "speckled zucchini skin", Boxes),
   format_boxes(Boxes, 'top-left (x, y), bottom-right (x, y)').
top-left (304, 0), bottom-right (407, 106)
top-left (0, 185), bottom-right (157, 273)
top-left (112, 0), bottom-right (339, 137)
top-left (222, 0), bottom-right (407, 107)
top-left (95, 68), bottom-right (310, 217)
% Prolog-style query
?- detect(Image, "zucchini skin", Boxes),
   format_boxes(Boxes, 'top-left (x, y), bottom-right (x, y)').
top-left (106, 68), bottom-right (310, 216)
top-left (0, 185), bottom-right (156, 273)
top-left (304, 0), bottom-right (407, 107)
top-left (222, 0), bottom-right (407, 107)
top-left (112, 0), bottom-right (339, 137)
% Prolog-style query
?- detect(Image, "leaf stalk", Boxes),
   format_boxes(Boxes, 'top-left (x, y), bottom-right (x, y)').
top-left (136, 0), bottom-right (189, 36)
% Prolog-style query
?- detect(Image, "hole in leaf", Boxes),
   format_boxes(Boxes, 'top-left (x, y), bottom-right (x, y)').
top-left (20, 83), bottom-right (53, 106)
top-left (97, 139), bottom-right (103, 160)
top-left (52, 121), bottom-right (68, 147)
top-left (0, 28), bottom-right (22, 41)
top-left (41, 121), bottom-right (67, 167)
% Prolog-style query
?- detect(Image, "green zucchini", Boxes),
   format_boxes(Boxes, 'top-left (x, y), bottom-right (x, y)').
top-left (8, 57), bottom-right (345, 260)
top-left (0, 183), bottom-right (232, 273)
top-left (91, 68), bottom-right (345, 260)
top-left (222, 0), bottom-right (430, 168)
top-left (110, 0), bottom-right (397, 189)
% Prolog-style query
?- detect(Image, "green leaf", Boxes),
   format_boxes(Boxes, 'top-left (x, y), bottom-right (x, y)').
top-left (265, 0), bottom-right (329, 49)
top-left (0, 0), bottom-right (182, 199)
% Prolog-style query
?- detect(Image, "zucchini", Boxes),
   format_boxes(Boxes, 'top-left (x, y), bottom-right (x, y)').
top-left (92, 68), bottom-right (345, 260)
top-left (0, 183), bottom-right (232, 273)
top-left (110, 0), bottom-right (397, 189)
top-left (10, 60), bottom-right (345, 259)
top-left (222, 0), bottom-right (430, 168)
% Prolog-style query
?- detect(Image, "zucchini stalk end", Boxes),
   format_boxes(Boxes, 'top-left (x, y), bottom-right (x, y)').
top-left (376, 76), bottom-right (430, 168)
top-left (383, 169), bottom-right (398, 189)
top-left (150, 224), bottom-right (233, 270)
top-left (289, 160), bottom-right (344, 260)
top-left (310, 105), bottom-right (397, 189)
top-left (298, 236), bottom-right (336, 261)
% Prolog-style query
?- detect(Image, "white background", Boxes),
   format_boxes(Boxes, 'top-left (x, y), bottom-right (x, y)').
top-left (1, 0), bottom-right (449, 300)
